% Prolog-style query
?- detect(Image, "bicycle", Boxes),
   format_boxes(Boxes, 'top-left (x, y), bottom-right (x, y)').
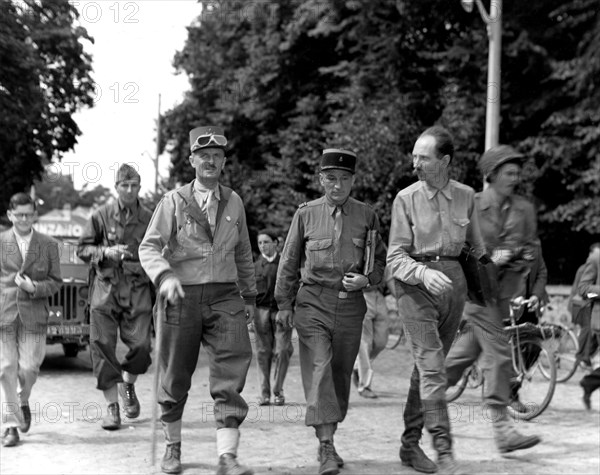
top-left (536, 321), bottom-right (579, 383)
top-left (445, 297), bottom-right (557, 421)
top-left (386, 327), bottom-right (405, 349)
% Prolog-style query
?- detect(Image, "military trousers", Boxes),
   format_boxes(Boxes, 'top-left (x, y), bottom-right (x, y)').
top-left (89, 276), bottom-right (153, 390)
top-left (294, 284), bottom-right (366, 427)
top-left (581, 331), bottom-right (600, 394)
top-left (157, 283), bottom-right (252, 428)
top-left (446, 268), bottom-right (527, 407)
top-left (397, 261), bottom-right (467, 446)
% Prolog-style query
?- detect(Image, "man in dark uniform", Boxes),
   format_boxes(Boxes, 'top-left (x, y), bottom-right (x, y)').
top-left (254, 229), bottom-right (293, 406)
top-left (387, 126), bottom-right (487, 474)
top-left (571, 243), bottom-right (600, 368)
top-left (578, 245), bottom-right (600, 409)
top-left (77, 164), bottom-right (153, 431)
top-left (139, 126), bottom-right (256, 475)
top-left (275, 148), bottom-right (386, 475)
top-left (445, 145), bottom-right (541, 455)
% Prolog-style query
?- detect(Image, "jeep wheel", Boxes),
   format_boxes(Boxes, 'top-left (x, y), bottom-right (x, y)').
top-left (63, 343), bottom-right (79, 358)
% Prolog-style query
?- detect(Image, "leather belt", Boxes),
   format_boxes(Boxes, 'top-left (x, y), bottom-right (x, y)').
top-left (304, 284), bottom-right (361, 300)
top-left (411, 255), bottom-right (459, 262)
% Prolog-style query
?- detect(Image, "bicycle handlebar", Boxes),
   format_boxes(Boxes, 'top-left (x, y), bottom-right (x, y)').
top-left (509, 296), bottom-right (535, 309)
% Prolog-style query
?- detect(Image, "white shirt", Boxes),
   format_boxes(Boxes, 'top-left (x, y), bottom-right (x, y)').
top-left (261, 252), bottom-right (278, 263)
top-left (13, 228), bottom-right (33, 260)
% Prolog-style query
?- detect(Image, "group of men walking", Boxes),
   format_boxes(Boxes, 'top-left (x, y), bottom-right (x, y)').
top-left (2, 122), bottom-right (597, 475)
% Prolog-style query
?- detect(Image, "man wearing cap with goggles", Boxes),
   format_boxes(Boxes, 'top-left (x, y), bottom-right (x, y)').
top-left (139, 126), bottom-right (256, 475)
top-left (77, 163), bottom-right (154, 431)
top-left (387, 126), bottom-right (488, 474)
top-left (444, 144), bottom-right (541, 456)
top-left (275, 148), bottom-right (386, 475)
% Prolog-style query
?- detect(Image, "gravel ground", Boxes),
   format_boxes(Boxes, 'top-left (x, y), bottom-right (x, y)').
top-left (1, 331), bottom-right (598, 475)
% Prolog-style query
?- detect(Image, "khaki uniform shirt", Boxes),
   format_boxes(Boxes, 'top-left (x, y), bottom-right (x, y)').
top-left (139, 181), bottom-right (257, 304)
top-left (475, 188), bottom-right (537, 271)
top-left (275, 196), bottom-right (386, 311)
top-left (387, 179), bottom-right (486, 285)
top-left (77, 200), bottom-right (152, 284)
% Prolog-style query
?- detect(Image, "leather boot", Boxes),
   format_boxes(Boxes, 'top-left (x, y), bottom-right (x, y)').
top-left (101, 402), bottom-right (121, 431)
top-left (581, 380), bottom-right (593, 410)
top-left (317, 440), bottom-right (340, 475)
top-left (119, 382), bottom-right (141, 418)
top-left (400, 383), bottom-right (436, 473)
top-left (400, 444), bottom-right (437, 473)
top-left (317, 441), bottom-right (344, 468)
top-left (422, 399), bottom-right (457, 474)
top-left (161, 442), bottom-right (182, 474)
top-left (216, 453), bottom-right (254, 475)
top-left (2, 427), bottom-right (19, 447)
top-left (491, 405), bottom-right (541, 453)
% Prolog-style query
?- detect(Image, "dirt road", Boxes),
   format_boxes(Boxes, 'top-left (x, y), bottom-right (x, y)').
top-left (1, 333), bottom-right (598, 475)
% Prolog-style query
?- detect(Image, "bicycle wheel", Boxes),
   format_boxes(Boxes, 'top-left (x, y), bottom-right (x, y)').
top-left (445, 366), bottom-right (470, 403)
top-left (539, 324), bottom-right (579, 383)
top-left (386, 331), bottom-right (404, 349)
top-left (508, 337), bottom-right (556, 421)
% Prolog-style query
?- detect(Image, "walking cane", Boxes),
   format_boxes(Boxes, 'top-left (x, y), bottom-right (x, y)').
top-left (150, 294), bottom-right (165, 467)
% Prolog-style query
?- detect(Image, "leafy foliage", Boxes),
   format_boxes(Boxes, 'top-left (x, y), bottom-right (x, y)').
top-left (33, 173), bottom-right (112, 216)
top-left (0, 0), bottom-right (94, 216)
top-left (161, 0), bottom-right (599, 282)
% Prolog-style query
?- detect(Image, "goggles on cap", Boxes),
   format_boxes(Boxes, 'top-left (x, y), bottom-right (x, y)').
top-left (192, 133), bottom-right (227, 150)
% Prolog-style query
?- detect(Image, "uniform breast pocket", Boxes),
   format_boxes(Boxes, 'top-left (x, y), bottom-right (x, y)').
top-left (352, 238), bottom-right (366, 269)
top-left (450, 216), bottom-right (470, 245)
top-left (306, 238), bottom-right (334, 271)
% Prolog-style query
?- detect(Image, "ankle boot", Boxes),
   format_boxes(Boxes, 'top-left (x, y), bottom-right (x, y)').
top-left (400, 444), bottom-right (437, 473)
top-left (317, 440), bottom-right (340, 475)
top-left (101, 402), bottom-right (121, 431)
top-left (161, 442), bottom-right (182, 474)
top-left (491, 405), bottom-right (541, 453)
top-left (400, 384), bottom-right (436, 473)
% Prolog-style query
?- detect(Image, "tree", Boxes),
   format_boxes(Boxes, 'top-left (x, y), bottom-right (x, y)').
top-left (0, 0), bottom-right (95, 215)
top-left (33, 172), bottom-right (111, 216)
top-left (161, 0), bottom-right (599, 280)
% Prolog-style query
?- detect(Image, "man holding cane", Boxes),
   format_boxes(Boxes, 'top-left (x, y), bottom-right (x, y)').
top-left (140, 126), bottom-right (256, 475)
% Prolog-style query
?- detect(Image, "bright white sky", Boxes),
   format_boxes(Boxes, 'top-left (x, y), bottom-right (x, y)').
top-left (56, 0), bottom-right (202, 196)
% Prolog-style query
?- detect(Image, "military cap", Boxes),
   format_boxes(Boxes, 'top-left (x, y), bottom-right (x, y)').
top-left (189, 126), bottom-right (228, 152)
top-left (320, 148), bottom-right (357, 174)
top-left (115, 163), bottom-right (140, 184)
top-left (479, 145), bottom-right (525, 178)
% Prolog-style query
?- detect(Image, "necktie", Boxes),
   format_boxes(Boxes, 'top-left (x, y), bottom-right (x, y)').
top-left (124, 208), bottom-right (131, 222)
top-left (333, 206), bottom-right (343, 243)
top-left (206, 189), bottom-right (218, 234)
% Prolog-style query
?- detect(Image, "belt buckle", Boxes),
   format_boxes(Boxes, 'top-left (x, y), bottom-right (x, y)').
top-left (433, 256), bottom-right (441, 262)
top-left (338, 291), bottom-right (348, 299)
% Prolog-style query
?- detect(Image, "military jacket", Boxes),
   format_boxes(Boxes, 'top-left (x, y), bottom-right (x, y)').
top-left (275, 196), bottom-right (386, 311)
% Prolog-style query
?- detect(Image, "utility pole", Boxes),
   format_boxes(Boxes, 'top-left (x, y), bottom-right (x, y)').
top-left (461, 0), bottom-right (502, 151)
